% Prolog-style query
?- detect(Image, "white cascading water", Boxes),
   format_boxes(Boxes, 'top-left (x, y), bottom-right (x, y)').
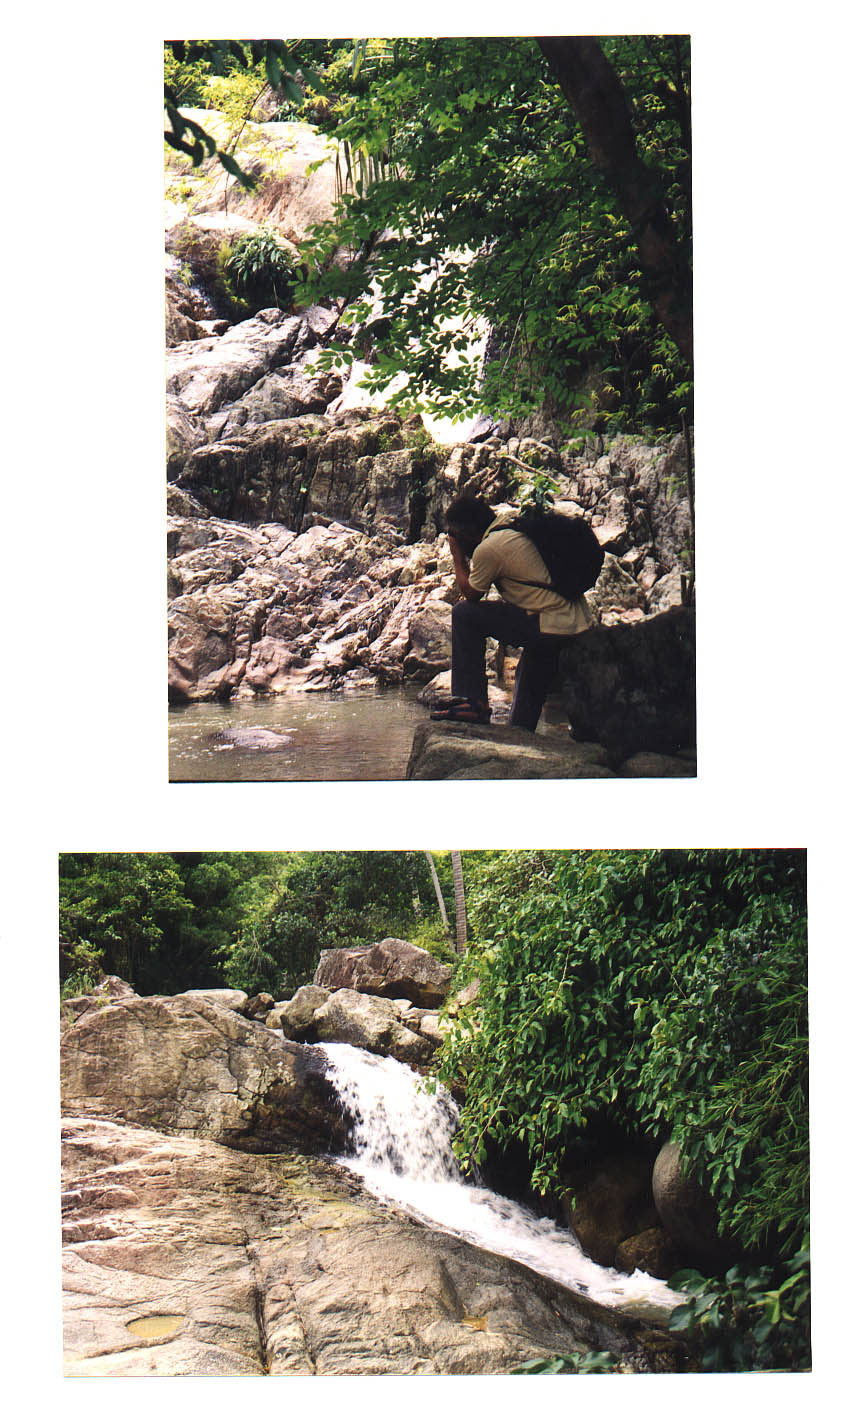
top-left (320, 1042), bottom-right (685, 1324)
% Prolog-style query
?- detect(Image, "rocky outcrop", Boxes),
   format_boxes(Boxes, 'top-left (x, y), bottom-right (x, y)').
top-left (166, 335), bottom-right (693, 716)
top-left (309, 988), bottom-right (431, 1066)
top-left (556, 607), bottom-right (696, 764)
top-left (268, 979), bottom-right (445, 1067)
top-left (314, 938), bottom-right (452, 1007)
top-left (165, 115), bottom-right (339, 251)
top-left (562, 1155), bottom-right (661, 1269)
top-left (167, 514), bottom-right (444, 701)
top-left (406, 722), bottom-right (616, 780)
top-left (60, 992), bottom-right (343, 1153)
top-left (62, 1116), bottom-right (688, 1375)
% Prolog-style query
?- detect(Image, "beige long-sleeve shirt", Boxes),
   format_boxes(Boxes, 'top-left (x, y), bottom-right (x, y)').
top-left (468, 515), bottom-right (593, 636)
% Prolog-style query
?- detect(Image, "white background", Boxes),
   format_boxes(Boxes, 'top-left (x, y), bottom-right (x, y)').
top-left (3, 1), bottom-right (837, 1417)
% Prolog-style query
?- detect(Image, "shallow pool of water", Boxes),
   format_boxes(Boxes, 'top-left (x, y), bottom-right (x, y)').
top-left (168, 688), bottom-right (429, 782)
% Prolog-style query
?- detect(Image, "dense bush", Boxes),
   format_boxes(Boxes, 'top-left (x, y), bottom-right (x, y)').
top-left (667, 1239), bottom-right (811, 1371)
top-left (225, 226), bottom-right (300, 312)
top-left (437, 850), bottom-right (808, 1258)
top-left (59, 853), bottom-right (281, 996)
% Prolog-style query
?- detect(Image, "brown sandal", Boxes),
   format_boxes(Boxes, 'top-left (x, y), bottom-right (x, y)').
top-left (430, 698), bottom-right (492, 725)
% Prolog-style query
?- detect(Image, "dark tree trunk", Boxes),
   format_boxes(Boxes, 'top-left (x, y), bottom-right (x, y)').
top-left (537, 36), bottom-right (693, 367)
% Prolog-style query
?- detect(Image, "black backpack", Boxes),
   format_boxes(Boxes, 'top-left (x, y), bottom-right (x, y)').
top-left (504, 511), bottom-right (604, 600)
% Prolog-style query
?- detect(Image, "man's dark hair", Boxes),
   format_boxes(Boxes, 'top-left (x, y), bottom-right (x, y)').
top-left (445, 496), bottom-right (495, 539)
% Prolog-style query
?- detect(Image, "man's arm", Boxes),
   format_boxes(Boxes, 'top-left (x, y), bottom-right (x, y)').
top-left (448, 535), bottom-right (484, 601)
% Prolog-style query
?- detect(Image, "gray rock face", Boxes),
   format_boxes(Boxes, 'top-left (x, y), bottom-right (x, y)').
top-left (62, 1116), bottom-right (687, 1376)
top-left (276, 984), bottom-right (332, 1039)
top-left (652, 1142), bottom-right (738, 1269)
top-left (406, 722), bottom-right (615, 781)
top-left (60, 993), bottom-right (343, 1153)
top-left (310, 988), bottom-right (431, 1065)
top-left (166, 311), bottom-right (304, 418)
top-left (314, 938), bottom-right (452, 1008)
top-left (555, 607), bottom-right (695, 764)
top-left (167, 513), bottom-right (453, 702)
top-left (61, 975), bottom-right (138, 1024)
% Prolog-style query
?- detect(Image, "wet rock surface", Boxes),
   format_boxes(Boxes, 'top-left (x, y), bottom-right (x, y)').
top-left (60, 976), bottom-right (691, 1375)
top-left (406, 722), bottom-right (615, 780)
top-left (62, 1116), bottom-right (688, 1376)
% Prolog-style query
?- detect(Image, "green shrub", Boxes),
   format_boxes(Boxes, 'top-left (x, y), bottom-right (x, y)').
top-left (512, 1350), bottom-right (620, 1374)
top-left (225, 227), bottom-right (299, 312)
top-left (668, 1239), bottom-right (811, 1371)
top-left (437, 850), bottom-right (808, 1257)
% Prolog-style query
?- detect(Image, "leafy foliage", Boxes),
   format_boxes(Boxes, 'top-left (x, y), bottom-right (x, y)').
top-left (668, 1240), bottom-right (811, 1371)
top-left (296, 36), bottom-right (691, 436)
top-left (512, 1350), bottom-right (619, 1374)
top-left (59, 853), bottom-right (282, 995)
top-left (225, 226), bottom-right (300, 311)
top-left (221, 852), bottom-right (441, 997)
top-left (436, 850), bottom-right (808, 1257)
top-left (164, 40), bottom-right (326, 185)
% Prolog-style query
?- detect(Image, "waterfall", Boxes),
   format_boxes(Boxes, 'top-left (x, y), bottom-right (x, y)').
top-left (320, 1042), bottom-right (685, 1323)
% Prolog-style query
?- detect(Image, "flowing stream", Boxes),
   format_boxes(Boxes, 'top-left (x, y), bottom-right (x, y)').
top-left (320, 1042), bottom-right (685, 1324)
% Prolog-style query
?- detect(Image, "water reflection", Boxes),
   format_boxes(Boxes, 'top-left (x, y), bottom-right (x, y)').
top-left (168, 687), bottom-right (429, 782)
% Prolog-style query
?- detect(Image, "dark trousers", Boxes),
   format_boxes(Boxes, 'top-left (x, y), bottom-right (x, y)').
top-left (450, 599), bottom-right (570, 732)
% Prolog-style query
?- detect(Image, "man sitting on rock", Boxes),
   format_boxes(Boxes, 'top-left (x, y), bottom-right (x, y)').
top-left (431, 496), bottom-right (592, 731)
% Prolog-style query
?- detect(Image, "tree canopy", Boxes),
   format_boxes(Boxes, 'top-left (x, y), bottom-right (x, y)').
top-left (59, 851), bottom-right (455, 1000)
top-left (164, 36), bottom-right (692, 439)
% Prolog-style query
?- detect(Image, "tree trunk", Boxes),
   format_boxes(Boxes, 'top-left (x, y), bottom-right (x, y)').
top-left (425, 852), bottom-right (454, 952)
top-left (451, 852), bottom-right (466, 958)
top-left (537, 36), bottom-right (693, 367)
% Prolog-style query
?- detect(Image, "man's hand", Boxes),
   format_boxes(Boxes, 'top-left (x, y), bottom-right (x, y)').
top-left (448, 534), bottom-right (483, 601)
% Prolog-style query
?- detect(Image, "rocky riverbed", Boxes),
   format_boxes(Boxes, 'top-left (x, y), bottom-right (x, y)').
top-left (166, 117), bottom-right (695, 777)
top-left (61, 950), bottom-right (742, 1374)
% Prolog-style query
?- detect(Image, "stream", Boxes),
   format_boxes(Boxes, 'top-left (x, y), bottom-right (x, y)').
top-left (320, 1041), bottom-right (686, 1325)
top-left (168, 687), bottom-right (428, 781)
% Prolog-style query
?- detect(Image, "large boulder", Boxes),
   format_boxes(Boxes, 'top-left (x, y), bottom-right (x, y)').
top-left (62, 1116), bottom-right (689, 1375)
top-left (273, 984), bottom-right (332, 1039)
top-left (60, 992), bottom-right (343, 1153)
top-left (562, 1155), bottom-right (660, 1269)
top-left (310, 989), bottom-right (431, 1066)
top-left (555, 606), bottom-right (695, 764)
top-left (314, 938), bottom-right (452, 1008)
top-left (652, 1142), bottom-right (739, 1269)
